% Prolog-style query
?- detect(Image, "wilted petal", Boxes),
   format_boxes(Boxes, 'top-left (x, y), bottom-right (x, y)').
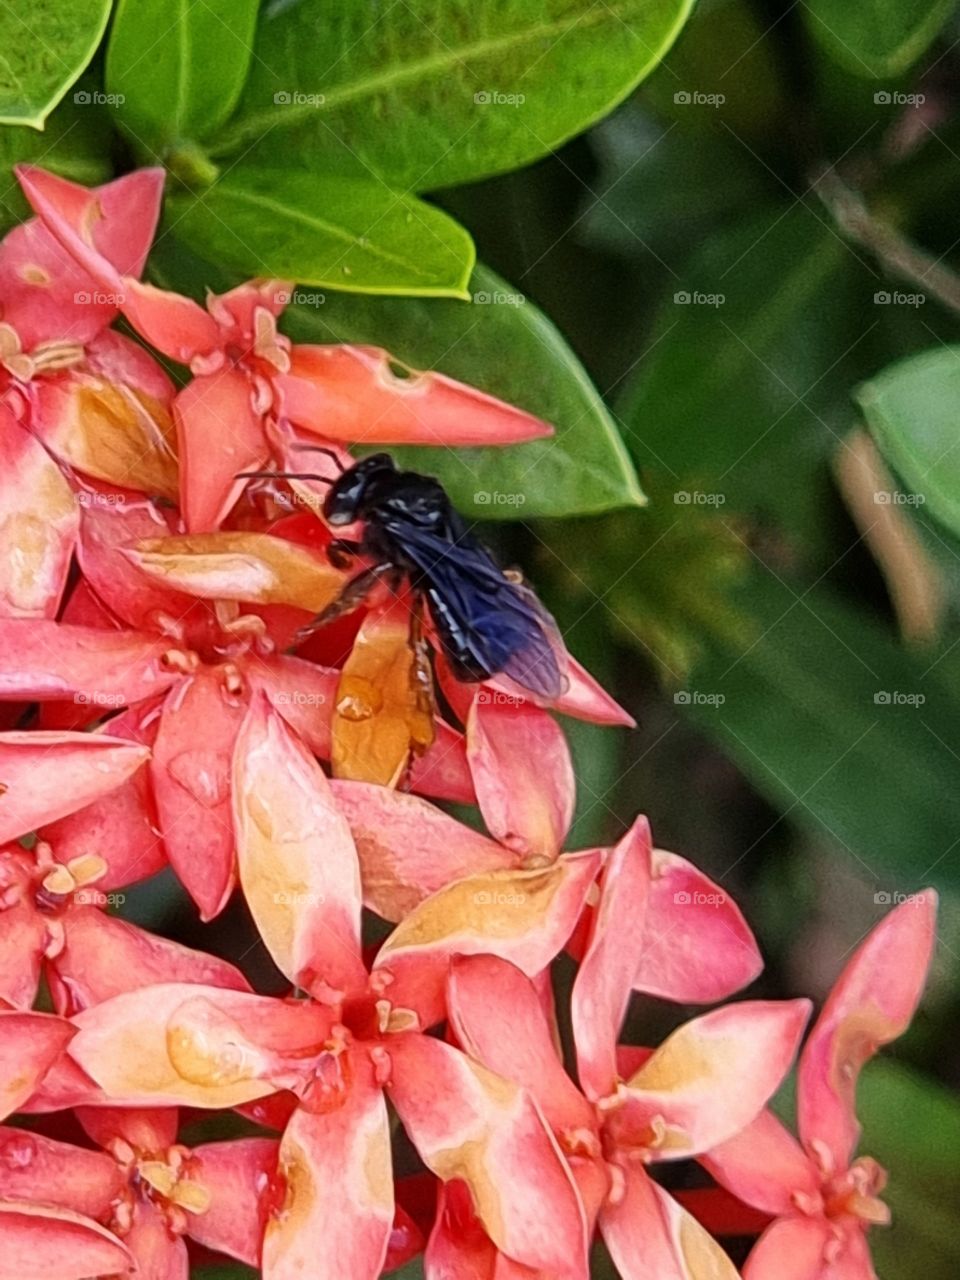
top-left (448, 955), bottom-right (594, 1137)
top-left (128, 531), bottom-right (345, 612)
top-left (637, 850), bottom-right (762, 1003)
top-left (0, 620), bottom-right (178, 705)
top-left (0, 731), bottom-right (149, 842)
top-left (176, 369), bottom-right (267, 531)
top-left (0, 1010), bottom-right (74, 1118)
top-left (373, 852), bottom-right (601, 1027)
top-left (467, 699), bottom-right (574, 859)
top-left (742, 1216), bottom-right (836, 1280)
top-left (798, 890), bottom-right (937, 1172)
top-left (0, 1201), bottom-right (130, 1279)
top-left (151, 669), bottom-right (246, 920)
top-left (53, 907), bottom-right (249, 1013)
top-left (572, 818), bottom-right (652, 1101)
top-left (0, 418), bottom-right (77, 619)
top-left (607, 1000), bottom-right (811, 1158)
top-left (233, 695), bottom-right (365, 994)
top-left (388, 1035), bottom-right (588, 1279)
top-left (189, 1136), bottom-right (279, 1266)
top-left (263, 1075), bottom-right (393, 1280)
top-left (70, 983), bottom-right (330, 1108)
top-left (0, 1127), bottom-right (122, 1219)
top-left (331, 781), bottom-right (517, 921)
top-left (332, 598), bottom-right (434, 788)
top-left (278, 345), bottom-right (553, 447)
top-left (701, 1110), bottom-right (820, 1218)
top-left (600, 1163), bottom-right (740, 1280)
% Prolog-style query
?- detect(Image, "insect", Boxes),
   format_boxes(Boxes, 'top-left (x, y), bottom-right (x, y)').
top-left (246, 450), bottom-right (567, 700)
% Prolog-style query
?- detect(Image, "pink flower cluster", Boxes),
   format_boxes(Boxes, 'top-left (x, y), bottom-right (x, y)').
top-left (0, 166), bottom-right (937, 1280)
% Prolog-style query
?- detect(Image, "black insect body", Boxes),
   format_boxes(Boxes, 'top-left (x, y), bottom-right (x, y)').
top-left (301, 452), bottom-right (567, 700)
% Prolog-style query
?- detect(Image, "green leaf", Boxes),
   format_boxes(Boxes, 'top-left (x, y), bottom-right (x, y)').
top-left (167, 164), bottom-right (475, 297)
top-left (214, 0), bottom-right (695, 190)
top-left (148, 238), bottom-right (643, 519)
top-left (0, 0), bottom-right (112, 129)
top-left (681, 573), bottom-right (960, 891)
top-left (802, 0), bottom-right (956, 78)
top-left (106, 0), bottom-right (259, 148)
top-left (857, 347), bottom-right (960, 542)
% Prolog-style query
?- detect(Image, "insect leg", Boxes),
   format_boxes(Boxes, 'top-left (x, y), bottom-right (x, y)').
top-left (294, 562), bottom-right (398, 641)
top-left (327, 538), bottom-right (364, 570)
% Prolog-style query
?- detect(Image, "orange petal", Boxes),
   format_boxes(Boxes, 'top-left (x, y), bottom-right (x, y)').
top-left (175, 368), bottom-right (267, 531)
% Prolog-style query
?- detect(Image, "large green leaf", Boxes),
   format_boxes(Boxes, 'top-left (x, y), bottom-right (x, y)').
top-left (803, 0), bottom-right (956, 78)
top-left (213, 0), bottom-right (695, 190)
top-left (106, 0), bottom-right (259, 148)
top-left (857, 347), bottom-right (960, 542)
top-left (149, 238), bottom-right (643, 519)
top-left (681, 573), bottom-right (960, 891)
top-left (167, 164), bottom-right (475, 297)
top-left (0, 0), bottom-right (111, 128)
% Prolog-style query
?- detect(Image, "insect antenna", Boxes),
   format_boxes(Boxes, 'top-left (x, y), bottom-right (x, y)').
top-left (289, 444), bottom-right (347, 472)
top-left (235, 468), bottom-right (339, 484)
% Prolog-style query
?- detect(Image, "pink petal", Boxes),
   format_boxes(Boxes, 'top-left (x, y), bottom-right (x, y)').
top-left (408, 718), bottom-right (476, 804)
top-left (0, 1127), bottom-right (123, 1219)
top-left (150, 669), bottom-right (246, 920)
top-left (0, 1201), bottom-right (131, 1279)
top-left (373, 850), bottom-right (601, 1028)
top-left (70, 983), bottom-right (331, 1108)
top-left (75, 1105), bottom-right (178, 1151)
top-left (247, 655), bottom-right (338, 757)
top-left (122, 278), bottom-right (223, 363)
top-left (0, 731), bottom-right (149, 842)
top-left (0, 418), bottom-right (77, 619)
top-left (233, 694), bottom-right (365, 994)
top-left (0, 1010), bottom-right (74, 1118)
top-left (175, 369), bottom-right (267, 532)
top-left (0, 619), bottom-right (178, 705)
top-left (798, 890), bottom-right (937, 1172)
top-left (0, 218), bottom-right (116, 348)
top-left (424, 1180), bottom-right (498, 1279)
top-left (278, 345), bottom-right (553, 447)
top-left (263, 1078), bottom-right (393, 1280)
top-left (124, 1197), bottom-right (189, 1280)
top-left (484, 656), bottom-right (634, 727)
top-left (572, 817), bottom-right (652, 1101)
top-left (466, 699), bottom-right (574, 859)
top-left (742, 1216), bottom-right (837, 1280)
top-left (447, 955), bottom-right (595, 1137)
top-left (600, 1162), bottom-right (740, 1280)
top-left (189, 1136), bottom-right (279, 1265)
top-left (607, 1000), bottom-right (811, 1158)
top-left (387, 1034), bottom-right (588, 1279)
top-left (0, 887), bottom-right (45, 1009)
top-left (701, 1110), bottom-right (821, 1217)
top-left (637, 850), bottom-right (763, 1003)
top-left (52, 907), bottom-right (249, 1014)
top-left (331, 781), bottom-right (517, 921)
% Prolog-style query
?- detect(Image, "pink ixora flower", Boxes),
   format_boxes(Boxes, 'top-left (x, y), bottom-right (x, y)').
top-left (701, 891), bottom-right (937, 1280)
top-left (63, 695), bottom-right (606, 1279)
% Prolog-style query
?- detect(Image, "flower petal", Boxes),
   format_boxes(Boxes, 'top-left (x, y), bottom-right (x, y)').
top-left (0, 1127), bottom-right (122, 1219)
top-left (0, 731), bottom-right (149, 842)
top-left (423, 1180), bottom-right (498, 1279)
top-left (637, 850), bottom-right (763, 1003)
top-left (0, 418), bottom-right (76, 619)
top-left (797, 890), bottom-right (937, 1172)
top-left (263, 1078), bottom-right (393, 1280)
top-left (151, 669), bottom-right (246, 920)
top-left (0, 882), bottom-right (45, 1009)
top-left (175, 369), bottom-right (267, 531)
top-left (331, 781), bottom-right (517, 921)
top-left (600, 1163), bottom-right (740, 1280)
top-left (124, 1197), bottom-right (189, 1280)
top-left (0, 1010), bottom-right (74, 1119)
top-left (388, 1034), bottom-right (588, 1279)
top-left (701, 1110), bottom-right (820, 1218)
top-left (0, 1201), bottom-right (131, 1279)
top-left (189, 1136), bottom-right (279, 1266)
top-left (608, 1000), bottom-right (811, 1158)
top-left (278, 345), bottom-right (553, 447)
top-left (467, 699), bottom-right (574, 859)
top-left (741, 1216), bottom-right (835, 1280)
top-left (233, 694), bottom-right (365, 994)
top-left (572, 817), bottom-right (652, 1101)
top-left (373, 851), bottom-right (601, 1027)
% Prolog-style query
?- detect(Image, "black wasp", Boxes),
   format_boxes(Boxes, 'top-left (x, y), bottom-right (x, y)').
top-left (248, 450), bottom-right (566, 700)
